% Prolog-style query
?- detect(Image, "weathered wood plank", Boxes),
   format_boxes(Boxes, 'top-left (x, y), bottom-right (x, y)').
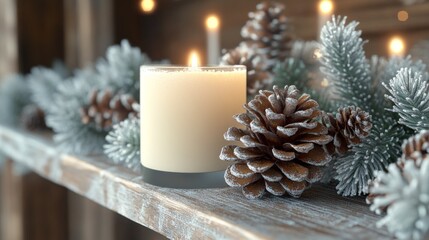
top-left (0, 126), bottom-right (392, 239)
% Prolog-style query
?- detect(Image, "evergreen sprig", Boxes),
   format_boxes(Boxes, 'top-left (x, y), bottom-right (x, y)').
top-left (46, 70), bottom-right (107, 154)
top-left (96, 40), bottom-right (151, 99)
top-left (320, 16), bottom-right (411, 196)
top-left (384, 68), bottom-right (429, 131)
top-left (369, 160), bottom-right (429, 240)
top-left (320, 16), bottom-right (372, 110)
top-left (0, 74), bottom-right (31, 127)
top-left (46, 40), bottom-right (151, 154)
top-left (28, 67), bottom-right (64, 113)
top-left (104, 117), bottom-right (140, 172)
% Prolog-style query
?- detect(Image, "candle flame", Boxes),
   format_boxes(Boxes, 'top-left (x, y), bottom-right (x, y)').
top-left (206, 15), bottom-right (220, 30)
top-left (319, 0), bottom-right (333, 14)
top-left (140, 0), bottom-right (156, 14)
top-left (188, 50), bottom-right (201, 67)
top-left (389, 36), bottom-right (406, 57)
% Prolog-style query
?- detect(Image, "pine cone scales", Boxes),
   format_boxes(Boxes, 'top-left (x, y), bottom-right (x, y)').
top-left (220, 48), bottom-right (270, 98)
top-left (21, 105), bottom-right (47, 131)
top-left (80, 89), bottom-right (138, 130)
top-left (400, 130), bottom-right (429, 164)
top-left (241, 1), bottom-right (293, 70)
top-left (324, 106), bottom-right (372, 155)
top-left (220, 85), bottom-right (333, 199)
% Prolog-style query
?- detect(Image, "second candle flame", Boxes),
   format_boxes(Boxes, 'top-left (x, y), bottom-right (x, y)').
top-left (188, 50), bottom-right (201, 67)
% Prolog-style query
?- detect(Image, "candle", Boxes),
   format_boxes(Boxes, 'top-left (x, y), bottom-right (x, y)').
top-left (140, 0), bottom-right (156, 14)
top-left (388, 36), bottom-right (406, 57)
top-left (318, 0), bottom-right (334, 37)
top-left (140, 55), bottom-right (246, 188)
top-left (206, 14), bottom-right (220, 65)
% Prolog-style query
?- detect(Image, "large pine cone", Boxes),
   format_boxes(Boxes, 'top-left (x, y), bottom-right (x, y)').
top-left (220, 47), bottom-right (271, 99)
top-left (240, 1), bottom-right (294, 70)
top-left (220, 85), bottom-right (333, 199)
top-left (323, 106), bottom-right (372, 155)
top-left (80, 89), bottom-right (139, 131)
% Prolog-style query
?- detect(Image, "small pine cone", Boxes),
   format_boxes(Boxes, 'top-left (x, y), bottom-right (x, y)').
top-left (323, 106), bottom-right (372, 156)
top-left (220, 47), bottom-right (271, 98)
top-left (220, 85), bottom-right (333, 199)
top-left (80, 89), bottom-right (138, 131)
top-left (20, 105), bottom-right (47, 131)
top-left (240, 1), bottom-right (294, 70)
top-left (399, 130), bottom-right (429, 166)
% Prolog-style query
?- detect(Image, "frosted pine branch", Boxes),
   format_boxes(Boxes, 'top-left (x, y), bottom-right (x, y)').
top-left (104, 118), bottom-right (141, 172)
top-left (369, 160), bottom-right (429, 240)
top-left (320, 16), bottom-right (372, 109)
top-left (384, 68), bottom-right (429, 131)
top-left (334, 116), bottom-right (405, 196)
top-left (28, 67), bottom-right (64, 113)
top-left (46, 70), bottom-right (107, 154)
top-left (0, 74), bottom-right (31, 127)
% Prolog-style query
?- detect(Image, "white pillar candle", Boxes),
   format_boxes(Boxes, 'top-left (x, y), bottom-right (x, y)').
top-left (318, 0), bottom-right (334, 37)
top-left (140, 65), bottom-right (246, 174)
top-left (206, 15), bottom-right (220, 65)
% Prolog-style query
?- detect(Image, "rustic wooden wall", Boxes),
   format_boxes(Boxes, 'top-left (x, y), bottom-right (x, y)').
top-left (16, 0), bottom-right (65, 73)
top-left (0, 0), bottom-right (18, 78)
top-left (121, 0), bottom-right (429, 64)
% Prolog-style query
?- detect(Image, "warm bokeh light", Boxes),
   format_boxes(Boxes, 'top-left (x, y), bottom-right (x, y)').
top-left (389, 36), bottom-right (406, 57)
top-left (188, 50), bottom-right (201, 67)
top-left (206, 15), bottom-right (220, 30)
top-left (321, 78), bottom-right (329, 87)
top-left (397, 10), bottom-right (409, 22)
top-left (319, 0), bottom-right (334, 14)
top-left (140, 0), bottom-right (156, 14)
top-left (314, 48), bottom-right (322, 59)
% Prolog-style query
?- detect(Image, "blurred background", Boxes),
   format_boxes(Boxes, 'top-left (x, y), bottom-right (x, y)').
top-left (1, 0), bottom-right (428, 78)
top-left (0, 0), bottom-right (428, 239)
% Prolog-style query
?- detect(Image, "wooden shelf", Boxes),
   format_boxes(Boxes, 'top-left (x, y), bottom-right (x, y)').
top-left (0, 126), bottom-right (391, 239)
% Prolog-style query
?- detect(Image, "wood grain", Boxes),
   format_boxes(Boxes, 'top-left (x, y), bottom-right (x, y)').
top-left (0, 0), bottom-right (18, 78)
top-left (0, 126), bottom-right (392, 239)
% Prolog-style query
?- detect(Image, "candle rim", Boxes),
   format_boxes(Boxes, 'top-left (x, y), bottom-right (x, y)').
top-left (140, 65), bottom-right (246, 72)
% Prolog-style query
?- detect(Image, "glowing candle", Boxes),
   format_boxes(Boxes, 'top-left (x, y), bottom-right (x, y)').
top-left (140, 0), bottom-right (156, 14)
top-left (389, 36), bottom-right (406, 57)
top-left (318, 0), bottom-right (334, 37)
top-left (140, 51), bottom-right (246, 188)
top-left (206, 14), bottom-right (220, 65)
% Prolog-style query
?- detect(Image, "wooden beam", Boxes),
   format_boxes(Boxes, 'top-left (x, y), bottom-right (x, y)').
top-left (0, 126), bottom-right (392, 239)
top-left (0, 0), bottom-right (18, 77)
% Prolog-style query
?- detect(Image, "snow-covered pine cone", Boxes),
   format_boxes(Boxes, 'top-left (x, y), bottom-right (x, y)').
top-left (220, 47), bottom-right (271, 99)
top-left (240, 1), bottom-right (294, 70)
top-left (400, 130), bottom-right (429, 166)
top-left (80, 89), bottom-right (139, 131)
top-left (220, 85), bottom-right (333, 199)
top-left (323, 106), bottom-right (372, 155)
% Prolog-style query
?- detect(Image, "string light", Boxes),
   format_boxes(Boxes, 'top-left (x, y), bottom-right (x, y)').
top-left (140, 0), bottom-right (156, 14)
